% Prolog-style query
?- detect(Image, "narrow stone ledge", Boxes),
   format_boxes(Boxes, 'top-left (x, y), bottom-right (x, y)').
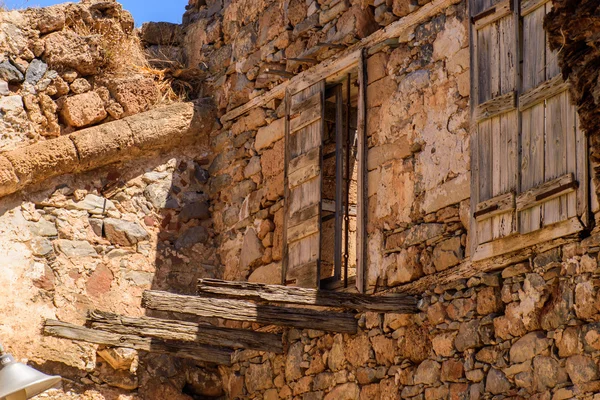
top-left (0, 100), bottom-right (217, 199)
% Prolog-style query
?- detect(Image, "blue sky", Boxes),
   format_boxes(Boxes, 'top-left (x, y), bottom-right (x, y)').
top-left (4, 0), bottom-right (188, 25)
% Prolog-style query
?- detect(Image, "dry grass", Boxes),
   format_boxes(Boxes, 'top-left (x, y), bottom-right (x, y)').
top-left (68, 16), bottom-right (185, 104)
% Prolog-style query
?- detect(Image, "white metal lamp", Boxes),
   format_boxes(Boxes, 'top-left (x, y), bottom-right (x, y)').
top-left (0, 343), bottom-right (61, 400)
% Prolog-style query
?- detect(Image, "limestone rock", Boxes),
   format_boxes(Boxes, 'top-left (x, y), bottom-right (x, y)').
top-left (141, 22), bottom-right (182, 45)
top-left (509, 331), bottom-right (551, 364)
top-left (566, 355), bottom-right (598, 384)
top-left (0, 60), bottom-right (24, 83)
top-left (285, 341), bottom-right (303, 382)
top-left (104, 218), bottom-right (149, 246)
top-left (485, 368), bottom-right (511, 395)
top-left (97, 347), bottom-right (138, 371)
top-left (108, 77), bottom-right (159, 117)
top-left (179, 201), bottom-right (210, 222)
top-left (60, 91), bottom-right (107, 128)
top-left (432, 236), bottom-right (463, 271)
top-left (245, 362), bottom-right (274, 393)
top-left (248, 262), bottom-right (282, 284)
top-left (54, 239), bottom-right (96, 257)
top-left (44, 31), bottom-right (105, 75)
top-left (25, 59), bottom-right (47, 84)
top-left (324, 383), bottom-right (359, 400)
top-left (455, 320), bottom-right (481, 352)
top-left (240, 228), bottom-right (264, 273)
top-left (36, 6), bottom-right (65, 33)
top-left (414, 359), bottom-right (441, 385)
top-left (73, 194), bottom-right (117, 215)
top-left (175, 226), bottom-right (209, 250)
top-left (186, 368), bottom-right (224, 397)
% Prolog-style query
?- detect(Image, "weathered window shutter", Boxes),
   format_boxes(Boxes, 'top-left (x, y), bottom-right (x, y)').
top-left (517, 0), bottom-right (587, 233)
top-left (282, 81), bottom-right (326, 288)
top-left (470, 0), bottom-right (588, 258)
top-left (471, 0), bottom-right (518, 246)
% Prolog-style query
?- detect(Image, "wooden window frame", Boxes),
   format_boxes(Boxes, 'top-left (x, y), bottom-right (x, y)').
top-left (469, 0), bottom-right (589, 262)
top-left (282, 50), bottom-right (368, 293)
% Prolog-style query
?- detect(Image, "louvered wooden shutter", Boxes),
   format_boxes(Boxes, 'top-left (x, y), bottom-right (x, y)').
top-left (471, 0), bottom-right (518, 245)
top-left (517, 0), bottom-right (587, 233)
top-left (470, 0), bottom-right (588, 254)
top-left (282, 81), bottom-right (326, 288)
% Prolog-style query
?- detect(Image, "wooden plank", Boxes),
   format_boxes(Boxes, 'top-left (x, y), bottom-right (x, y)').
top-left (44, 320), bottom-right (233, 365)
top-left (282, 91), bottom-right (291, 285)
top-left (474, 91), bottom-right (516, 122)
top-left (289, 147), bottom-right (320, 187)
top-left (522, 6), bottom-right (546, 91)
top-left (290, 91), bottom-right (321, 116)
top-left (197, 279), bottom-right (418, 313)
top-left (564, 91), bottom-right (577, 220)
top-left (142, 291), bottom-right (358, 334)
top-left (477, 24), bottom-right (493, 104)
top-left (519, 75), bottom-right (569, 111)
top-left (474, 192), bottom-right (515, 221)
top-left (499, 14), bottom-right (515, 95)
top-left (478, 119), bottom-right (493, 244)
top-left (516, 173), bottom-right (577, 211)
top-left (473, 217), bottom-right (583, 262)
top-left (575, 106), bottom-right (589, 224)
top-left (290, 203), bottom-right (320, 227)
top-left (545, 2), bottom-right (560, 80)
top-left (88, 311), bottom-right (283, 353)
top-left (290, 105), bottom-right (322, 133)
top-left (519, 103), bottom-right (545, 232)
top-left (521, 0), bottom-right (549, 16)
top-left (288, 233), bottom-right (320, 282)
top-left (220, 0), bottom-right (462, 124)
top-left (288, 174), bottom-right (320, 219)
top-left (286, 260), bottom-right (320, 288)
top-left (356, 50), bottom-right (367, 293)
top-left (543, 91), bottom-right (567, 226)
top-left (288, 214), bottom-right (319, 243)
top-left (473, 0), bottom-right (512, 30)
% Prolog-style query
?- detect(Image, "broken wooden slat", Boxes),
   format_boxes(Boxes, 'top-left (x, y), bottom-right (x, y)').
top-left (142, 290), bottom-right (358, 334)
top-left (287, 215), bottom-right (320, 243)
top-left (474, 91), bottom-right (516, 122)
top-left (88, 311), bottom-right (283, 353)
top-left (290, 105), bottom-right (322, 133)
top-left (519, 75), bottom-right (569, 111)
top-left (44, 320), bottom-right (233, 365)
top-left (516, 173), bottom-right (578, 212)
top-left (288, 147), bottom-right (320, 187)
top-left (197, 279), bottom-right (418, 313)
top-left (291, 91), bottom-right (321, 115)
top-left (473, 0), bottom-right (512, 30)
top-left (474, 192), bottom-right (515, 221)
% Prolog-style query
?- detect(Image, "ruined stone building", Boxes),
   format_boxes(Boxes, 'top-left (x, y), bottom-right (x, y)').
top-left (1, 0), bottom-right (600, 398)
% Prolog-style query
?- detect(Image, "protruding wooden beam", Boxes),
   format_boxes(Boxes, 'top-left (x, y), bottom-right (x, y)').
top-left (88, 311), bottom-right (283, 353)
top-left (142, 290), bottom-right (358, 334)
top-left (196, 279), bottom-right (419, 313)
top-left (44, 320), bottom-right (233, 365)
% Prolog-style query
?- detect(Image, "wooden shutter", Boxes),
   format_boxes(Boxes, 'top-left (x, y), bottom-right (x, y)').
top-left (471, 0), bottom-right (519, 246)
top-left (517, 0), bottom-right (587, 233)
top-left (282, 81), bottom-right (326, 288)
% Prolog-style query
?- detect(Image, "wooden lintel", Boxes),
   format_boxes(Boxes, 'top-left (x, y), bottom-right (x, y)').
top-left (516, 173), bottom-right (577, 211)
top-left (142, 290), bottom-right (358, 334)
top-left (519, 75), bottom-right (569, 111)
top-left (474, 91), bottom-right (516, 122)
top-left (44, 320), bottom-right (233, 365)
top-left (88, 310), bottom-right (283, 353)
top-left (197, 279), bottom-right (419, 313)
top-left (220, 0), bottom-right (461, 123)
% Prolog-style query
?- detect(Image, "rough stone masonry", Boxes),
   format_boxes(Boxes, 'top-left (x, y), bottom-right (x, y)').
top-left (1, 0), bottom-right (600, 399)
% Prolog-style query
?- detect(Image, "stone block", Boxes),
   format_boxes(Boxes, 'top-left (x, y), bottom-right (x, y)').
top-left (422, 173), bottom-right (470, 215)
top-left (60, 91), bottom-right (107, 128)
top-left (141, 22), bottom-right (182, 45)
top-left (54, 239), bottom-right (97, 257)
top-left (414, 359), bottom-right (441, 385)
top-left (323, 383), bottom-right (359, 400)
top-left (255, 117), bottom-right (285, 151)
top-left (108, 77), bottom-right (160, 117)
top-left (248, 262), bottom-right (282, 284)
top-left (366, 75), bottom-right (397, 108)
top-left (432, 236), bottom-right (463, 271)
top-left (44, 31), bottom-right (105, 75)
top-left (261, 139), bottom-right (285, 177)
top-left (104, 218), bottom-right (149, 246)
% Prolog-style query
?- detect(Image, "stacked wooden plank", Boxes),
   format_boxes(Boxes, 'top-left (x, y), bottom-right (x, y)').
top-left (43, 278), bottom-right (418, 365)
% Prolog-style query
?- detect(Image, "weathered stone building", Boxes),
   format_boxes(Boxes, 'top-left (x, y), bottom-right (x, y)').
top-left (1, 0), bottom-right (600, 398)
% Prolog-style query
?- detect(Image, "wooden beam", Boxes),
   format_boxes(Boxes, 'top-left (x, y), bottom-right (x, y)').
top-left (196, 279), bottom-right (418, 313)
top-left (142, 290), bottom-right (358, 334)
top-left (219, 0), bottom-right (461, 124)
top-left (472, 0), bottom-right (512, 30)
top-left (44, 320), bottom-right (233, 365)
top-left (473, 217), bottom-right (584, 262)
top-left (88, 311), bottom-right (283, 353)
